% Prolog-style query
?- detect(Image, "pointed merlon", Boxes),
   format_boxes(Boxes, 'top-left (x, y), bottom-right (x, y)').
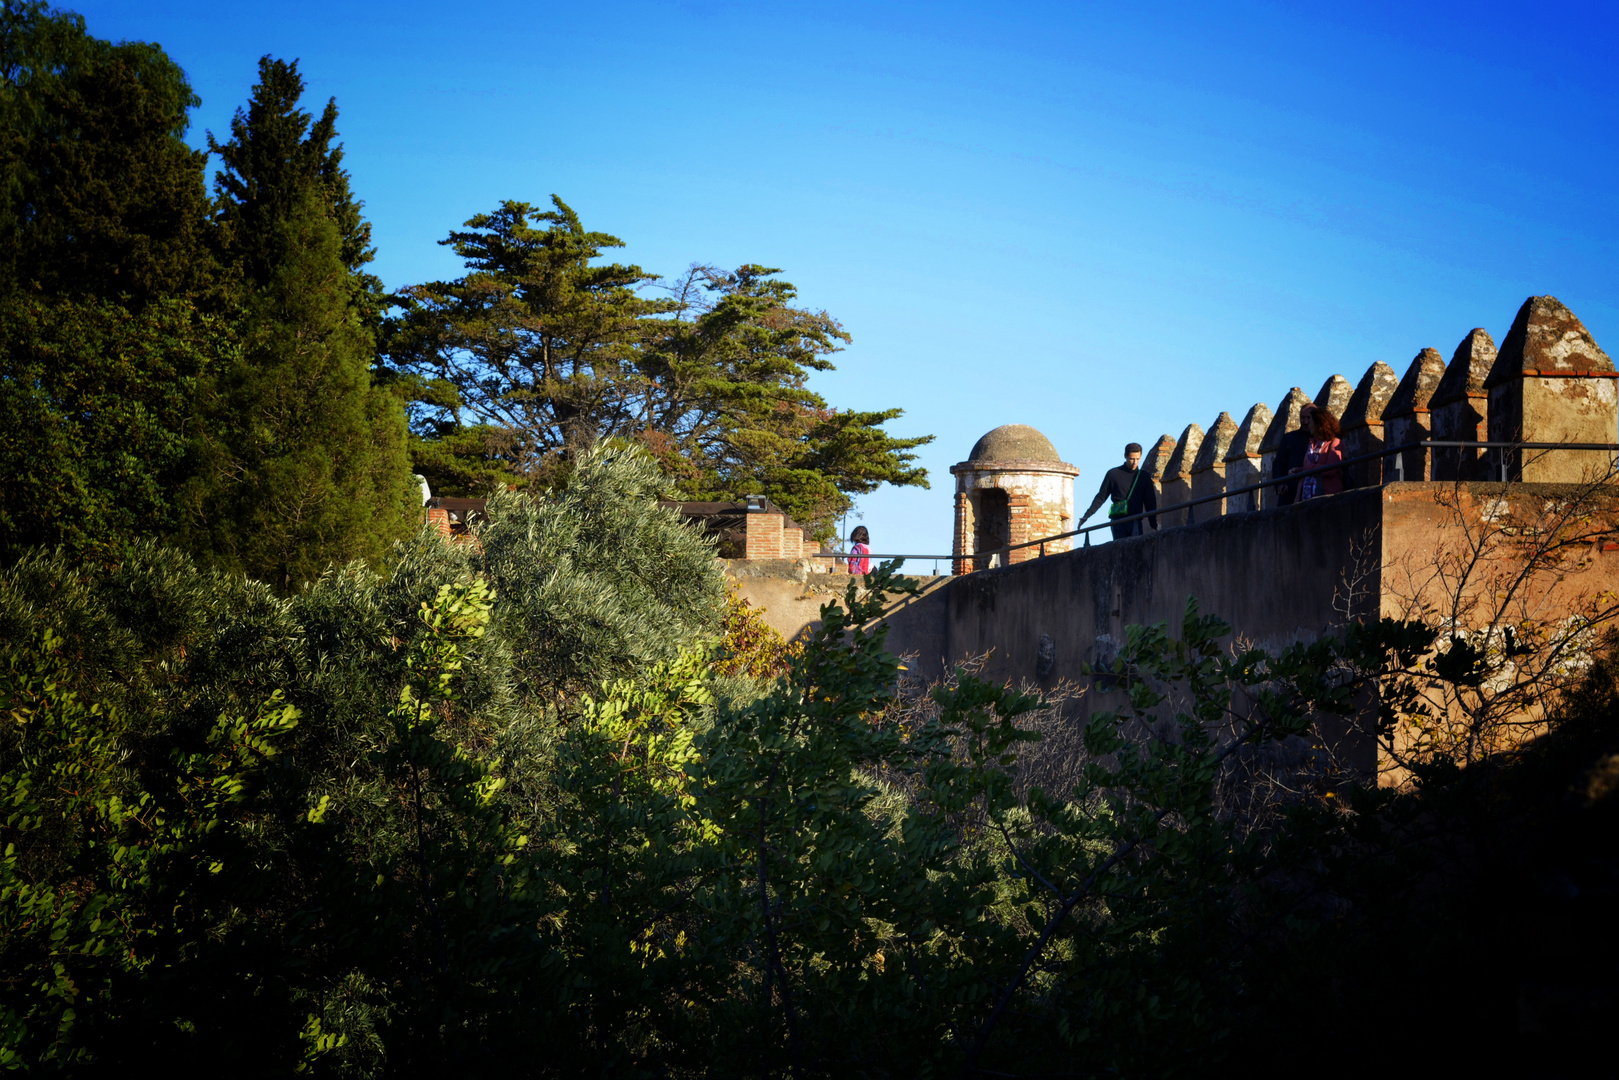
top-left (1484, 296), bottom-right (1615, 387)
top-left (1433, 329), bottom-right (1498, 405)
top-left (1192, 412), bottom-right (1239, 473)
top-left (1385, 348), bottom-right (1448, 418)
top-left (1164, 423), bottom-right (1204, 479)
top-left (1142, 434), bottom-right (1178, 481)
top-left (1259, 387), bottom-right (1312, 454)
top-left (1225, 403), bottom-right (1273, 462)
top-left (1342, 362), bottom-right (1400, 432)
top-left (1314, 375), bottom-right (1353, 420)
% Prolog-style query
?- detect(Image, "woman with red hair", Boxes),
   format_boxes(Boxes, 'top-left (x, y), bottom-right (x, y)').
top-left (1291, 406), bottom-right (1344, 501)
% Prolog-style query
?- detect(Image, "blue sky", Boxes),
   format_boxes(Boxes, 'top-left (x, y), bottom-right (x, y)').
top-left (76, 0), bottom-right (1619, 564)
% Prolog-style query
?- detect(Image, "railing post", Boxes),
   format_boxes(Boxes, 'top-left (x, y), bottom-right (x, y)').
top-left (1395, 452), bottom-right (1405, 482)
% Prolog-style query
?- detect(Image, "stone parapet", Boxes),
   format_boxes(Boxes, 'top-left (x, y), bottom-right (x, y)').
top-left (1486, 296), bottom-right (1618, 483)
top-left (1223, 403), bottom-right (1272, 514)
top-left (1385, 348), bottom-right (1448, 481)
top-left (1342, 361), bottom-right (1399, 485)
top-left (1161, 423), bottom-right (1203, 528)
top-left (1431, 328), bottom-right (1498, 481)
top-left (1190, 412), bottom-right (1238, 520)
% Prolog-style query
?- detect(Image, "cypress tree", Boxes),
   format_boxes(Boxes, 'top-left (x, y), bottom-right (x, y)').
top-left (189, 57), bottom-right (414, 589)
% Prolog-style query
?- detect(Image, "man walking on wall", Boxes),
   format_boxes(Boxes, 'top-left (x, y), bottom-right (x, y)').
top-left (1078, 442), bottom-right (1158, 540)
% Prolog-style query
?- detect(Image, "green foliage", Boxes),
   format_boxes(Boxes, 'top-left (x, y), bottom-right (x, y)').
top-left (478, 443), bottom-right (727, 704)
top-left (713, 584), bottom-right (802, 680)
top-left (0, 0), bottom-right (215, 307)
top-left (0, 294), bottom-right (235, 566)
top-left (187, 57), bottom-right (415, 589)
top-left (385, 200), bottom-right (931, 535)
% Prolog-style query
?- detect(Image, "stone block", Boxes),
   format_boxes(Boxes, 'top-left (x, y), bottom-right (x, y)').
top-left (1161, 423), bottom-right (1203, 528)
top-left (1485, 296), bottom-right (1618, 483)
top-left (1314, 374), bottom-right (1354, 422)
top-left (1259, 387), bottom-right (1312, 508)
top-left (1142, 434), bottom-right (1177, 528)
top-left (1341, 361), bottom-right (1400, 484)
top-left (1385, 348), bottom-right (1447, 481)
top-left (1190, 412), bottom-right (1238, 519)
top-left (1431, 328), bottom-right (1497, 481)
top-left (1223, 402), bottom-right (1272, 513)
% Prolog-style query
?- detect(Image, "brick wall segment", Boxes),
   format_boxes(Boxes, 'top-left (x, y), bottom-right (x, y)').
top-left (1190, 412), bottom-right (1238, 519)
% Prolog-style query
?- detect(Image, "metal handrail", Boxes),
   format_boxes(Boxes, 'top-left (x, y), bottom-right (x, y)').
top-left (806, 439), bottom-right (1619, 568)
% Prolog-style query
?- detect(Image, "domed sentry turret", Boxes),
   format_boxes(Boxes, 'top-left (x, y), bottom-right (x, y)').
top-left (950, 425), bottom-right (1079, 573)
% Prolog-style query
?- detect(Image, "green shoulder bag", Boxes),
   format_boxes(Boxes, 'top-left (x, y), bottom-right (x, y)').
top-left (1108, 468), bottom-right (1142, 520)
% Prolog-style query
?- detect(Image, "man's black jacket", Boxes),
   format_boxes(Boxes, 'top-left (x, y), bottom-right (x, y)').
top-left (1083, 465), bottom-right (1158, 529)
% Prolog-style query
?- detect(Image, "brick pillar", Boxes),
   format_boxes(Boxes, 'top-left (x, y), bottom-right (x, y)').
top-left (953, 490), bottom-right (974, 574)
top-left (1223, 403), bottom-right (1272, 514)
top-left (1161, 423), bottom-right (1203, 528)
top-left (1258, 388), bottom-right (1311, 508)
top-left (1007, 492), bottom-right (1034, 564)
top-left (745, 507), bottom-right (783, 559)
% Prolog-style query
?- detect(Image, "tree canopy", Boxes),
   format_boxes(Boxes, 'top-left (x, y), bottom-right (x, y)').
top-left (387, 196), bottom-right (931, 536)
top-left (185, 56), bottom-right (416, 589)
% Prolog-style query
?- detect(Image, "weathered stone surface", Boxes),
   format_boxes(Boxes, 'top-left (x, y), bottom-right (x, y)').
top-left (1486, 296), bottom-right (1618, 482)
top-left (1223, 403), bottom-right (1273, 513)
top-left (1343, 362), bottom-right (1400, 431)
top-left (966, 424), bottom-right (1064, 464)
top-left (1259, 387), bottom-right (1313, 509)
top-left (1385, 348), bottom-right (1447, 418)
top-left (1484, 296), bottom-right (1616, 385)
top-left (1142, 434), bottom-right (1178, 482)
top-left (1191, 412), bottom-right (1239, 519)
top-left (1385, 348), bottom-right (1447, 481)
top-left (1259, 388), bottom-right (1312, 455)
top-left (1434, 329), bottom-right (1498, 404)
top-left (1160, 424), bottom-right (1203, 528)
top-left (1432, 329), bottom-right (1498, 481)
top-left (1342, 362), bottom-right (1400, 484)
top-left (1225, 403), bottom-right (1273, 462)
top-left (1192, 412), bottom-right (1238, 473)
top-left (1314, 374), bottom-right (1353, 421)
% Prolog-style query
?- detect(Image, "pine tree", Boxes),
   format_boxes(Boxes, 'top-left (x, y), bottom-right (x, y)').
top-left (388, 199), bottom-right (931, 533)
top-left (189, 57), bottom-right (413, 589)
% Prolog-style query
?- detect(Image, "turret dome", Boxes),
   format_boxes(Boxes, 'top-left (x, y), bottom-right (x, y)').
top-left (967, 424), bottom-right (1061, 463)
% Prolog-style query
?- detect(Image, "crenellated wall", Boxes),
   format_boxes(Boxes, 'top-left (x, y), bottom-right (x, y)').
top-left (1121, 296), bottom-right (1616, 526)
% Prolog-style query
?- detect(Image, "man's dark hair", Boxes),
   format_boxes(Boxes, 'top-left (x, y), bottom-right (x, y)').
top-left (1125, 442), bottom-right (1143, 455)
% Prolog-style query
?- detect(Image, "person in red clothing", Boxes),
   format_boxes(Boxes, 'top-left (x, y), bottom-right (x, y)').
top-left (847, 525), bottom-right (870, 575)
top-left (1291, 406), bottom-right (1345, 500)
